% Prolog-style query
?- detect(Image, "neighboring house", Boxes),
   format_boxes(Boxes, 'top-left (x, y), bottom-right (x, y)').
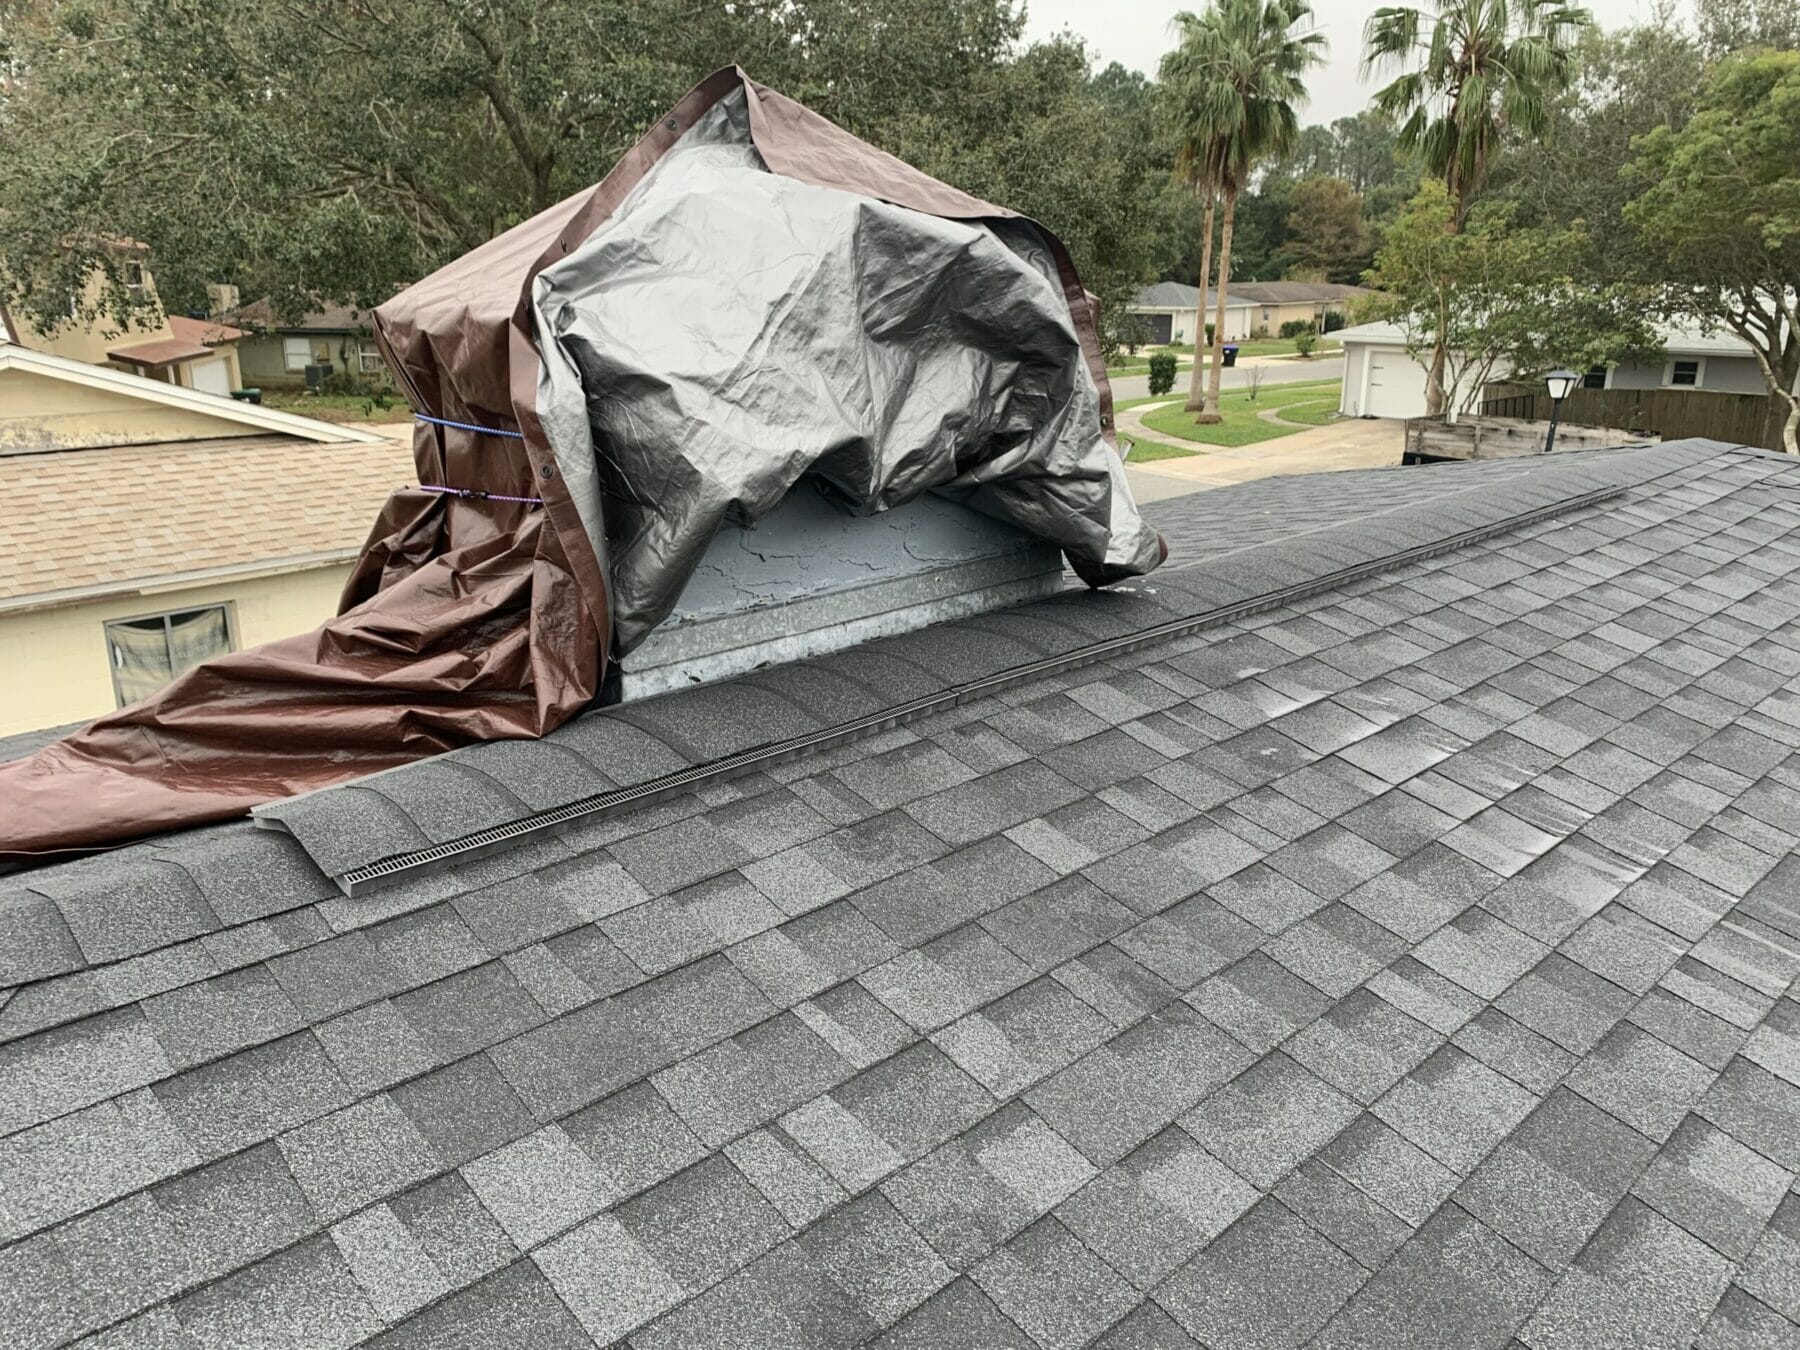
top-left (0, 343), bottom-right (405, 735)
top-left (5, 241), bottom-right (249, 395)
top-left (226, 300), bottom-right (394, 388)
top-left (1125, 282), bottom-right (1253, 345)
top-left (1126, 280), bottom-right (1370, 345)
top-left (1331, 320), bottom-right (1780, 421)
top-left (5, 439), bottom-right (1800, 1350)
top-left (1229, 281), bottom-right (1370, 338)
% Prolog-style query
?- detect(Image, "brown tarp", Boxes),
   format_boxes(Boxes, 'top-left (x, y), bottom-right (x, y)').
top-left (0, 67), bottom-right (1140, 863)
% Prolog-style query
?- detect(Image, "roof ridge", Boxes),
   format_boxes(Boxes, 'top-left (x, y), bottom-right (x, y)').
top-left (257, 446), bottom-right (1713, 894)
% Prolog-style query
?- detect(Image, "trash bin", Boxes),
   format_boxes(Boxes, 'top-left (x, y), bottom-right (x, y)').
top-left (1221, 344), bottom-right (1239, 368)
top-left (231, 388), bottom-right (262, 405)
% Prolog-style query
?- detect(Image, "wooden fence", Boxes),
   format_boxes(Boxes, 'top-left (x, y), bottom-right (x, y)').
top-left (1480, 382), bottom-right (1779, 450)
top-left (1405, 416), bottom-right (1654, 463)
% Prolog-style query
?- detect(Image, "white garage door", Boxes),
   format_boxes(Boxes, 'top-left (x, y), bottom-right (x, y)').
top-left (189, 357), bottom-right (233, 397)
top-left (1362, 346), bottom-right (1429, 419)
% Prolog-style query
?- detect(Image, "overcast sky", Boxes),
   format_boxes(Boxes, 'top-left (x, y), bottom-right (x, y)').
top-left (1023, 0), bottom-right (1688, 123)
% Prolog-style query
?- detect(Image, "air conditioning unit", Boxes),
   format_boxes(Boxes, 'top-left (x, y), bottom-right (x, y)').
top-left (304, 363), bottom-right (334, 390)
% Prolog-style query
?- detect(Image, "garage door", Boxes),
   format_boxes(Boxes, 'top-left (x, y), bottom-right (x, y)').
top-left (1145, 313), bottom-right (1173, 345)
top-left (1362, 346), bottom-right (1429, 419)
top-left (189, 357), bottom-right (233, 398)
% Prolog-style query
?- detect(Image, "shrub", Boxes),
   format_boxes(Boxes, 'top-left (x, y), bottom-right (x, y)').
top-left (1204, 322), bottom-right (1215, 348)
top-left (1322, 310), bottom-right (1347, 334)
top-left (1294, 330), bottom-right (1318, 357)
top-left (1278, 318), bottom-right (1313, 339)
top-left (1147, 352), bottom-right (1178, 396)
top-left (1121, 313), bottom-right (1149, 357)
top-left (319, 370), bottom-right (383, 398)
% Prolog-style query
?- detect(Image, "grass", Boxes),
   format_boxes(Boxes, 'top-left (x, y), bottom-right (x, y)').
top-left (1108, 335), bottom-right (1336, 372)
top-left (1279, 396), bottom-right (1341, 426)
top-left (1135, 378), bottom-right (1343, 449)
top-left (1114, 393), bottom-right (1217, 461)
top-left (1124, 435), bottom-right (1205, 462)
top-left (262, 390), bottom-right (412, 424)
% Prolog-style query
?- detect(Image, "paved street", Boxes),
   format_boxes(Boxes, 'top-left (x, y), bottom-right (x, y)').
top-left (1108, 353), bottom-right (1343, 402)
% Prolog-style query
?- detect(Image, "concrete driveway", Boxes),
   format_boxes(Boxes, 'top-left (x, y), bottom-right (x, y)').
top-left (1108, 354), bottom-right (1343, 402)
top-left (1123, 415), bottom-right (1405, 503)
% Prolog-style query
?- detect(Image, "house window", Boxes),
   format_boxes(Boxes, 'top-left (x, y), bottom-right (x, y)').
top-left (105, 606), bottom-right (233, 708)
top-left (123, 261), bottom-right (146, 295)
top-left (282, 336), bottom-right (313, 372)
top-left (358, 341), bottom-right (386, 375)
top-left (1668, 359), bottom-right (1702, 387)
top-left (1582, 365), bottom-right (1607, 389)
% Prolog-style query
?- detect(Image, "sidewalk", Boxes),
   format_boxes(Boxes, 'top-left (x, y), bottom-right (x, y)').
top-left (1122, 414), bottom-right (1405, 502)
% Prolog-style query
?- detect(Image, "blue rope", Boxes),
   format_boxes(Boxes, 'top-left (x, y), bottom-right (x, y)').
top-left (414, 412), bottom-right (525, 440)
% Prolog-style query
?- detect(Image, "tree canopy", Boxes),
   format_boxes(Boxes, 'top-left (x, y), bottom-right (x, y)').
top-left (1160, 0), bottom-right (1324, 415)
top-left (1364, 0), bottom-right (1591, 226)
top-left (1363, 182), bottom-right (1660, 415)
top-left (1625, 50), bottom-right (1800, 451)
top-left (1279, 176), bottom-right (1370, 283)
top-left (0, 0), bottom-right (1159, 339)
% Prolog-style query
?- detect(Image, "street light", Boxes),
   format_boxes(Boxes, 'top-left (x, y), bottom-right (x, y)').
top-left (1543, 368), bottom-right (1579, 454)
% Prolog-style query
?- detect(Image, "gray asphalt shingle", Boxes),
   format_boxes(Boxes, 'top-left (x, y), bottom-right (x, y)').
top-left (6, 440), bottom-right (1800, 1348)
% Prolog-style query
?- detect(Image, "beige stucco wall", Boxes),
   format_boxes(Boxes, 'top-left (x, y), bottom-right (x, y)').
top-left (15, 264), bottom-right (175, 366)
top-left (0, 565), bottom-right (351, 736)
top-left (0, 366), bottom-right (253, 450)
top-left (1247, 301), bottom-right (1321, 337)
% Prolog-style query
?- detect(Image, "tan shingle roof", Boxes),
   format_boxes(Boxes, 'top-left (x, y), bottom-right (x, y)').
top-left (0, 432), bottom-right (417, 606)
top-left (167, 314), bottom-right (246, 345)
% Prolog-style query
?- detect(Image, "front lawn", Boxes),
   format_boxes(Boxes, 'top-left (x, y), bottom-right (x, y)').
top-left (1125, 435), bottom-right (1203, 462)
top-left (1137, 378), bottom-right (1342, 448)
top-left (1109, 336), bottom-right (1334, 371)
top-left (263, 391), bottom-right (413, 424)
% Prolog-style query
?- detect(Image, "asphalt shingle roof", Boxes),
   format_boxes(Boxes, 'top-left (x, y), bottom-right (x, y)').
top-left (0, 433), bottom-right (416, 605)
top-left (2, 438), bottom-right (1799, 1349)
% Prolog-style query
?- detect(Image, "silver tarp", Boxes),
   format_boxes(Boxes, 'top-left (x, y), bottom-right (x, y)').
top-left (533, 92), bottom-right (1163, 655)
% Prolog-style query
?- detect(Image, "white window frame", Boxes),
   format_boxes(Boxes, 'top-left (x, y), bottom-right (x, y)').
top-left (1664, 356), bottom-right (1705, 389)
top-left (123, 261), bottom-right (147, 295)
top-left (104, 603), bottom-right (237, 709)
top-left (281, 335), bottom-right (314, 373)
top-left (358, 340), bottom-right (386, 375)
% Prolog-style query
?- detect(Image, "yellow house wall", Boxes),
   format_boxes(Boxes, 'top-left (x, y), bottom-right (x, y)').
top-left (0, 367), bottom-right (254, 450)
top-left (0, 565), bottom-right (351, 736)
top-left (15, 265), bottom-right (175, 366)
top-left (1247, 301), bottom-right (1321, 337)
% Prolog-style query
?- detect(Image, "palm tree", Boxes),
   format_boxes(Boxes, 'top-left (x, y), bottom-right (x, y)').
top-left (1164, 0), bottom-right (1325, 420)
top-left (1160, 16), bottom-right (1230, 413)
top-left (1363, 0), bottom-right (1590, 413)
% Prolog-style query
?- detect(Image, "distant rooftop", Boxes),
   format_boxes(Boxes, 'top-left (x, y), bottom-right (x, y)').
top-left (0, 431), bottom-right (415, 611)
top-left (1131, 280), bottom-right (1370, 311)
top-left (223, 300), bottom-right (381, 333)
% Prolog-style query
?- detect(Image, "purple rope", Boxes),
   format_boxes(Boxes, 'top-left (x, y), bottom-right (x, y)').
top-left (416, 484), bottom-right (543, 506)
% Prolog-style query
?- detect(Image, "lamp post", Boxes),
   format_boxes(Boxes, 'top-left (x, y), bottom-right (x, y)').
top-left (1542, 368), bottom-right (1579, 454)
